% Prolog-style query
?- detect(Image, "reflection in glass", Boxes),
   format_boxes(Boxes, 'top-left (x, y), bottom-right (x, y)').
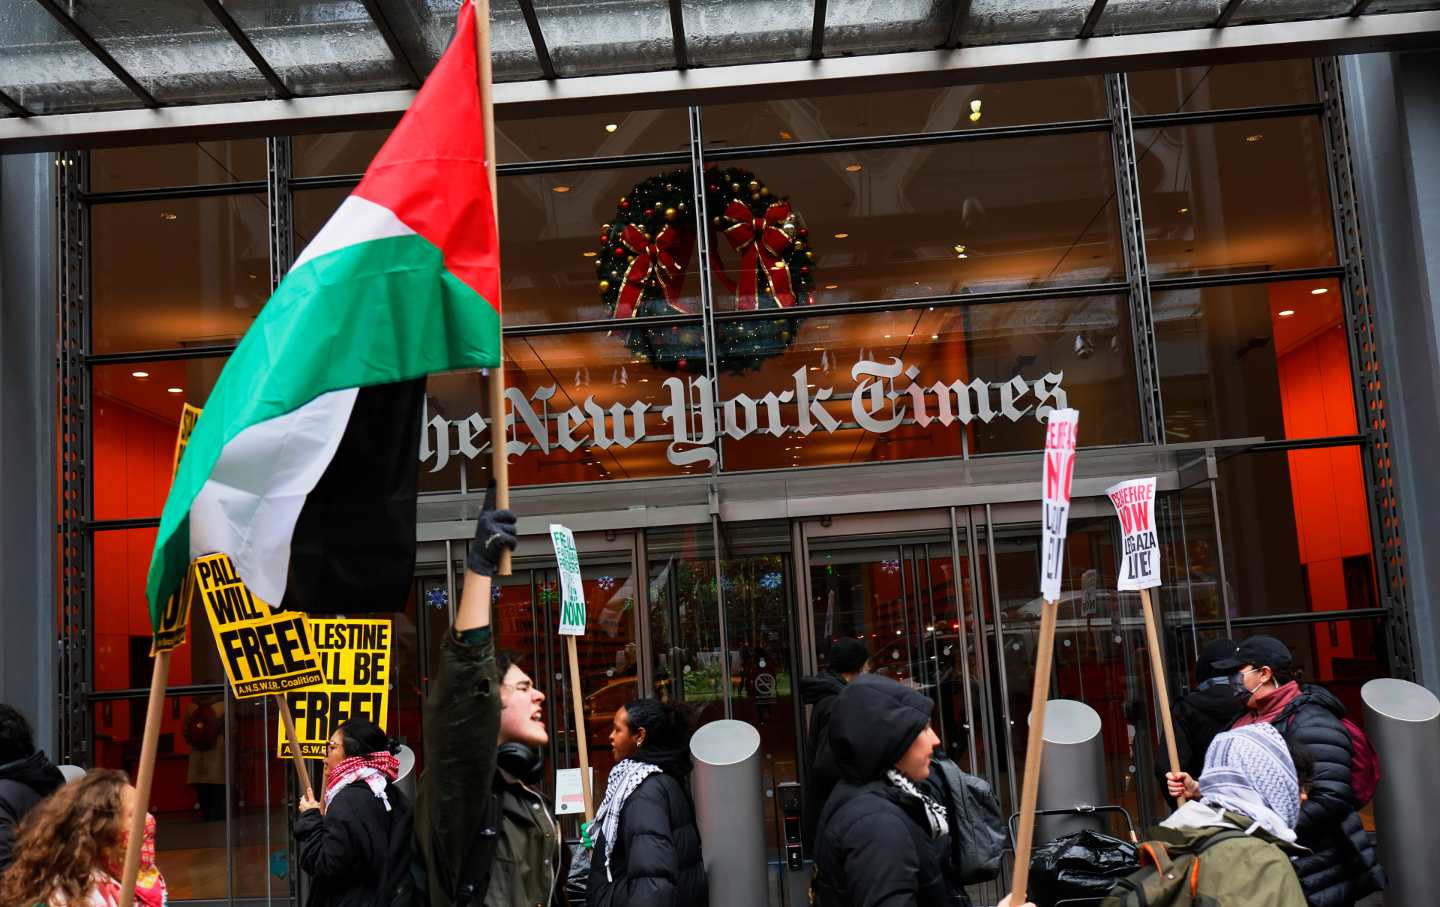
top-left (1136, 117), bottom-right (1336, 277)
top-left (223, 0), bottom-right (411, 96)
top-left (531, 0), bottom-right (675, 77)
top-left (1154, 278), bottom-right (1354, 444)
top-left (649, 525), bottom-right (725, 727)
top-left (1127, 60), bottom-right (1318, 115)
top-left (960, 0), bottom-right (1091, 45)
top-left (91, 141), bottom-right (267, 192)
top-left (230, 694), bottom-right (292, 903)
top-left (92, 195), bottom-right (269, 354)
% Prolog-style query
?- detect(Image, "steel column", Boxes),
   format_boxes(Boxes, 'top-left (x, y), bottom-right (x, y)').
top-left (267, 136), bottom-right (294, 289)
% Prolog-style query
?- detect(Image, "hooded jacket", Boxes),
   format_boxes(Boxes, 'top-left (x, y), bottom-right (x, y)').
top-left (800, 670), bottom-right (848, 852)
top-left (585, 746), bottom-right (707, 907)
top-left (296, 780), bottom-right (411, 907)
top-left (1171, 683), bottom-right (1248, 779)
top-left (0, 751), bottom-right (64, 872)
top-left (814, 675), bottom-right (947, 907)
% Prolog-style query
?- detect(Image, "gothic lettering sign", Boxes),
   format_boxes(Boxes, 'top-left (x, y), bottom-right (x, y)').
top-left (1106, 477), bottom-right (1160, 591)
top-left (1040, 409), bottom-right (1079, 602)
top-left (420, 358), bottom-right (1068, 472)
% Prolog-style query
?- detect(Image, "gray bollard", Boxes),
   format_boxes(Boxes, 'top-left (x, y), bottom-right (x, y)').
top-left (393, 744), bottom-right (417, 804)
top-left (691, 720), bottom-right (767, 907)
top-left (1035, 699), bottom-right (1107, 842)
top-left (1361, 678), bottom-right (1440, 907)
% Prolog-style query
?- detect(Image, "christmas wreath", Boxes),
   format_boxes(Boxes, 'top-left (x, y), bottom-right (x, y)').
top-left (594, 165), bottom-right (816, 375)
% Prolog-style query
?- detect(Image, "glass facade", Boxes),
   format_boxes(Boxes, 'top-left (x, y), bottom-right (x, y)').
top-left (67, 58), bottom-right (1402, 907)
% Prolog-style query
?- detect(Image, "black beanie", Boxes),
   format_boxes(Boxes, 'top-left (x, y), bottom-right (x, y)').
top-left (829, 637), bottom-right (870, 674)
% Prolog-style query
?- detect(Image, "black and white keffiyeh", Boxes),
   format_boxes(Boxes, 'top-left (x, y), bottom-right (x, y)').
top-left (594, 758), bottom-right (663, 880)
top-left (886, 769), bottom-right (949, 839)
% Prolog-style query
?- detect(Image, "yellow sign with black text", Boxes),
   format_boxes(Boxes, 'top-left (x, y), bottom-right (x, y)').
top-left (276, 618), bottom-right (392, 759)
top-left (151, 403), bottom-right (203, 656)
top-left (195, 553), bottom-right (325, 698)
top-left (172, 403), bottom-right (201, 476)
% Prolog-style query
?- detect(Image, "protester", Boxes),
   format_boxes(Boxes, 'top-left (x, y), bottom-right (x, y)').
top-left (0, 703), bottom-right (64, 873)
top-left (1168, 638), bottom-right (1248, 779)
top-left (183, 695), bottom-right (226, 823)
top-left (799, 636), bottom-right (870, 852)
top-left (295, 719), bottom-right (408, 907)
top-left (1142, 723), bottom-right (1310, 906)
top-left (0, 768), bottom-right (167, 907)
top-left (1212, 636), bottom-right (1383, 907)
top-left (813, 674), bottom-right (948, 907)
top-left (412, 483), bottom-right (569, 907)
top-left (585, 699), bottom-right (706, 907)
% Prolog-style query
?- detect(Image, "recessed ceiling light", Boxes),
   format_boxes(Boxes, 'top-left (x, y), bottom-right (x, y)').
top-left (583, 251), bottom-right (597, 257)
top-left (159, 212), bottom-right (177, 221)
top-left (552, 185), bottom-right (571, 193)
top-left (604, 123), bottom-right (618, 133)
top-left (1311, 287), bottom-right (1329, 295)
top-left (778, 130), bottom-right (793, 140)
top-left (131, 370), bottom-right (150, 378)
top-left (883, 334), bottom-right (892, 339)
top-left (845, 164), bottom-right (863, 173)
top-left (823, 283), bottom-right (839, 290)
top-left (833, 232), bottom-right (849, 239)
top-left (1178, 207), bottom-right (1190, 214)
top-left (166, 387), bottom-right (184, 394)
top-left (930, 334), bottom-right (939, 340)
top-left (1278, 309), bottom-right (1296, 318)
top-left (1245, 133), bottom-right (1264, 143)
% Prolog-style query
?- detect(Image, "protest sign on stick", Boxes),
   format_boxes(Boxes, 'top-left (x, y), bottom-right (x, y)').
top-left (277, 618), bottom-right (393, 759)
top-left (1012, 408), bottom-right (1078, 906)
top-left (152, 405), bottom-right (203, 656)
top-left (1106, 477), bottom-right (1183, 797)
top-left (551, 523), bottom-right (594, 821)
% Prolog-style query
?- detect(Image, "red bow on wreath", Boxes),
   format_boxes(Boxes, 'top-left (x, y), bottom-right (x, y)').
top-left (720, 200), bottom-right (797, 311)
top-left (615, 223), bottom-right (690, 319)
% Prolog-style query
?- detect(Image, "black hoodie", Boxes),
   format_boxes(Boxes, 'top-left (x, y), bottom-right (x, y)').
top-left (799, 670), bottom-right (848, 851)
top-left (0, 751), bottom-right (64, 871)
top-left (813, 675), bottom-right (946, 907)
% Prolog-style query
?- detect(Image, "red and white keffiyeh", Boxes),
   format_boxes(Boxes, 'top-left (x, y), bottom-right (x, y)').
top-left (323, 751), bottom-right (400, 812)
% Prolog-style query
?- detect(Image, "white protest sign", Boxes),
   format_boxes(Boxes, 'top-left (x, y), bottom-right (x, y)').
top-left (554, 767), bottom-right (595, 816)
top-left (1106, 477), bottom-right (1160, 591)
top-left (1040, 408), bottom-right (1080, 602)
top-left (550, 524), bottom-right (586, 636)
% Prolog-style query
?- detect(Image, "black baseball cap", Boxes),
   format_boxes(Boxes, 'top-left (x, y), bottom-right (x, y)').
top-left (1211, 635), bottom-right (1293, 673)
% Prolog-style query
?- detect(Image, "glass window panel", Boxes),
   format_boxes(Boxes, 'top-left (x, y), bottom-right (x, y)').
top-left (702, 77), bottom-right (1108, 146)
top-left (1216, 443), bottom-right (1378, 619)
top-left (368, 0), bottom-right (547, 83)
top-left (823, 0), bottom-right (952, 56)
top-left (717, 296), bottom-right (1141, 471)
top-left (680, 0), bottom-right (811, 66)
top-left (223, 0), bottom-right (412, 96)
top-left (92, 359), bottom-right (228, 521)
top-left (91, 141), bottom-right (268, 192)
top-left (92, 195), bottom-right (270, 354)
top-left (63, 2), bottom-right (274, 105)
top-left (1157, 486), bottom-right (1228, 629)
top-left (1154, 278), bottom-right (1355, 444)
top-left (1136, 117), bottom-right (1336, 278)
top-left (1128, 61), bottom-right (1318, 115)
top-left (229, 694), bottom-right (294, 902)
top-left (1233, 0), bottom-right (1355, 23)
top-left (648, 524), bottom-right (726, 727)
top-left (533, 0), bottom-right (675, 77)
top-left (959, 0), bottom-right (1091, 45)
top-left (0, 2), bottom-right (150, 114)
top-left (710, 133), bottom-right (1122, 311)
top-left (293, 131), bottom-right (388, 178)
top-left (1369, 0), bottom-right (1440, 9)
top-left (1096, 0), bottom-right (1234, 35)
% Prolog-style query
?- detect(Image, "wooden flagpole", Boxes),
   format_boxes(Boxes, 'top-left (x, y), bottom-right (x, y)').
top-left (474, 0), bottom-right (511, 577)
top-left (1139, 587), bottom-right (1183, 796)
top-left (277, 695), bottom-right (316, 799)
top-left (566, 635), bottom-right (595, 821)
top-left (117, 651), bottom-right (171, 907)
top-left (1009, 599), bottom-right (1059, 906)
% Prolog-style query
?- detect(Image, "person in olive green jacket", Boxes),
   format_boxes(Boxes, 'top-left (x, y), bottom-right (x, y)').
top-left (415, 486), bottom-right (566, 907)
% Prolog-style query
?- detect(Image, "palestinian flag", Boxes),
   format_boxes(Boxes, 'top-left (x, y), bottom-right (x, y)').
top-left (145, 0), bottom-right (499, 623)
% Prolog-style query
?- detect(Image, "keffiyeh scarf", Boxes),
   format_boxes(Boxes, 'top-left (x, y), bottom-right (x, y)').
top-left (593, 758), bottom-right (663, 881)
top-left (886, 769), bottom-right (949, 839)
top-left (324, 751), bottom-right (400, 812)
top-left (1198, 723), bottom-right (1300, 843)
top-left (94, 813), bottom-right (167, 907)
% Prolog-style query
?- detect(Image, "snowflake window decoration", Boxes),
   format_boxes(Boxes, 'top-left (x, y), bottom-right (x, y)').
top-left (424, 586), bottom-right (448, 610)
top-left (760, 571), bottom-right (784, 591)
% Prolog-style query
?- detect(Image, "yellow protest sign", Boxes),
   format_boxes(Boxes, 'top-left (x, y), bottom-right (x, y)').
top-left (195, 553), bottom-right (324, 698)
top-left (276, 618), bottom-right (392, 759)
top-left (151, 403), bottom-right (203, 656)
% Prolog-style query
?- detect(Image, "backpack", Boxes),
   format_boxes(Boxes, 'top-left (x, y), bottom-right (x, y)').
top-left (1341, 717), bottom-right (1381, 807)
top-left (1101, 829), bottom-right (1246, 907)
top-left (183, 703), bottom-right (221, 750)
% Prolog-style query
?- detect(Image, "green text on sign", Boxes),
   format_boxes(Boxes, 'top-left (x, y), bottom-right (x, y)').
top-left (550, 524), bottom-right (586, 636)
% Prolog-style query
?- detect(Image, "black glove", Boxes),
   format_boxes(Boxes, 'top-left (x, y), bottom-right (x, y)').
top-left (466, 481), bottom-right (517, 577)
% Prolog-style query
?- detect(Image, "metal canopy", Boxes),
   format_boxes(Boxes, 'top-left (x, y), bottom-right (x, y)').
top-left (0, 0), bottom-right (1437, 132)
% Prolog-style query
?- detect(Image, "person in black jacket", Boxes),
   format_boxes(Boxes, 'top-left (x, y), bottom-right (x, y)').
top-left (296, 718), bottom-right (409, 907)
top-left (1212, 635), bottom-right (1384, 907)
top-left (814, 674), bottom-right (949, 907)
top-left (587, 699), bottom-right (706, 907)
top-left (799, 636), bottom-right (870, 853)
top-left (0, 702), bottom-right (64, 873)
top-left (1169, 638), bottom-right (1247, 779)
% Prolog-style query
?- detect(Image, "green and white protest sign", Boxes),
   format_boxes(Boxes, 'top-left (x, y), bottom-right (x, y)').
top-left (551, 523), bottom-right (586, 636)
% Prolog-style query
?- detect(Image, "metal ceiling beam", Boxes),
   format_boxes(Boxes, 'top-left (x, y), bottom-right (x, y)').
top-left (516, 0), bottom-right (557, 80)
top-left (33, 0), bottom-right (159, 108)
top-left (1349, 0), bottom-right (1375, 14)
top-left (945, 0), bottom-right (974, 48)
top-left (668, 0), bottom-right (689, 70)
top-left (5, 9), bottom-right (1439, 153)
top-left (359, 0), bottom-right (421, 86)
top-left (1079, 0), bottom-right (1110, 39)
top-left (811, 0), bottom-right (828, 59)
top-left (0, 89), bottom-right (32, 118)
top-left (200, 0), bottom-right (292, 100)
top-left (1215, 0), bottom-right (1248, 28)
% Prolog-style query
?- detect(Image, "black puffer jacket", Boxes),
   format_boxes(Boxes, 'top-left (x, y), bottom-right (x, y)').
top-left (1253, 684), bottom-right (1385, 907)
top-left (800, 670), bottom-right (847, 851)
top-left (296, 780), bottom-right (411, 907)
top-left (1171, 682), bottom-right (1248, 779)
top-left (0, 751), bottom-right (64, 872)
top-left (814, 675), bottom-right (947, 907)
top-left (586, 747), bottom-right (707, 907)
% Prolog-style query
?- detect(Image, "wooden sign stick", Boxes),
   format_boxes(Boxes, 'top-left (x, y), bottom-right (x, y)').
top-left (566, 635), bottom-right (595, 821)
top-left (1009, 599), bottom-right (1059, 907)
top-left (277, 695), bottom-right (315, 799)
top-left (1139, 587), bottom-right (1183, 798)
top-left (474, 0), bottom-right (511, 578)
top-left (117, 651), bottom-right (171, 907)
